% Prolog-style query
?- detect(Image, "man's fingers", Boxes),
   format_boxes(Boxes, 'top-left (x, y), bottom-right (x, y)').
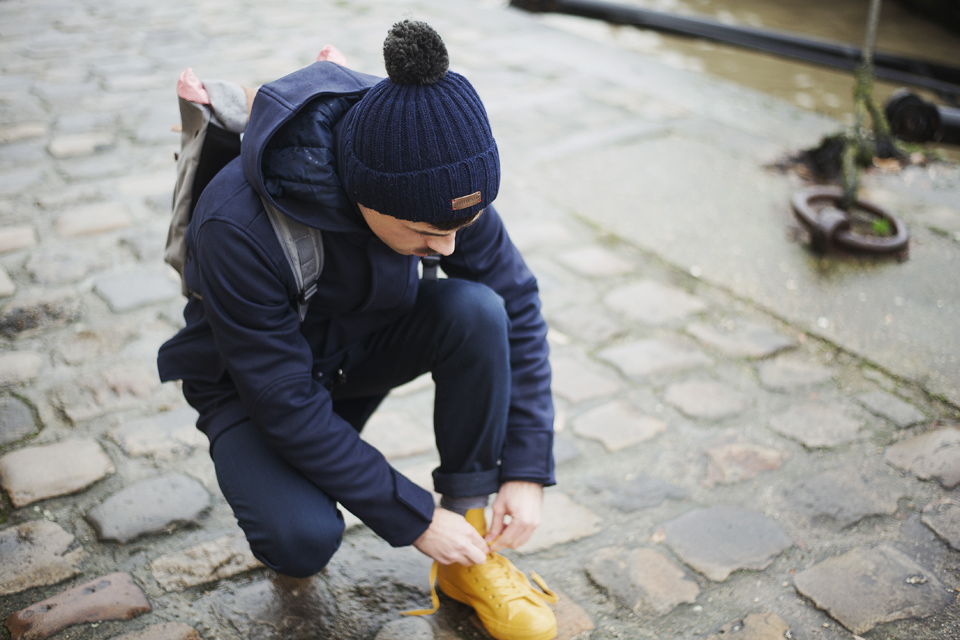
top-left (485, 509), bottom-right (506, 543)
top-left (465, 543), bottom-right (488, 565)
top-left (488, 518), bottom-right (535, 553)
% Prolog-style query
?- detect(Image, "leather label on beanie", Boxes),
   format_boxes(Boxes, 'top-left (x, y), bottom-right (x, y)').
top-left (451, 191), bottom-right (481, 211)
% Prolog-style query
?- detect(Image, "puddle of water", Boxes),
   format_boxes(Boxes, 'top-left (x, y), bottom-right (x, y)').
top-left (537, 0), bottom-right (960, 159)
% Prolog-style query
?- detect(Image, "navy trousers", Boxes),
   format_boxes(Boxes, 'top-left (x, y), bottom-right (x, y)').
top-left (206, 278), bottom-right (511, 577)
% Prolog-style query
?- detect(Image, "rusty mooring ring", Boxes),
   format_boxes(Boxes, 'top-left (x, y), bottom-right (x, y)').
top-left (791, 186), bottom-right (909, 254)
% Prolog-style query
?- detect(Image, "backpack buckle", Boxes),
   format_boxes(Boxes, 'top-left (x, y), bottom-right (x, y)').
top-left (298, 281), bottom-right (318, 305)
top-left (421, 255), bottom-right (441, 282)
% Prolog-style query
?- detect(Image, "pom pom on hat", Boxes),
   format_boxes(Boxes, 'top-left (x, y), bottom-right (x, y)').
top-left (339, 20), bottom-right (500, 225)
top-left (383, 21), bottom-right (449, 85)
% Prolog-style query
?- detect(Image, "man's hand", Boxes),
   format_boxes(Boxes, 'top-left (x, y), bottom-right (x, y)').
top-left (413, 508), bottom-right (489, 566)
top-left (486, 481), bottom-right (543, 553)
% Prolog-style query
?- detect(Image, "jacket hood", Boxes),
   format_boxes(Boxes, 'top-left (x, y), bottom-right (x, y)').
top-left (242, 61), bottom-right (380, 232)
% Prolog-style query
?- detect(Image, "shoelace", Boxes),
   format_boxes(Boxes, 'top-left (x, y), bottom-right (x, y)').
top-left (402, 561), bottom-right (441, 616)
top-left (484, 554), bottom-right (556, 604)
top-left (401, 556), bottom-right (557, 617)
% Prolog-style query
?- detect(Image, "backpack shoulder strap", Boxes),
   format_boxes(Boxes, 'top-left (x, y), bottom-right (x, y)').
top-left (261, 197), bottom-right (324, 322)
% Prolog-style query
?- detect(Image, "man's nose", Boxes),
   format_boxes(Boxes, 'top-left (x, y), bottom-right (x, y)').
top-left (427, 233), bottom-right (456, 256)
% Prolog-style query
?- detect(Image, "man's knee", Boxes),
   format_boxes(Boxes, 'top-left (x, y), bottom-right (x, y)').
top-left (250, 513), bottom-right (344, 578)
top-left (437, 281), bottom-right (508, 345)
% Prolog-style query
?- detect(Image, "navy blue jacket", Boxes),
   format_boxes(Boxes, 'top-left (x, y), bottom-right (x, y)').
top-left (158, 62), bottom-right (554, 547)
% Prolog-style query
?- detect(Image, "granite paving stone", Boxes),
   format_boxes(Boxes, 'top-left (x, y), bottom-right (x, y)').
top-left (1, 140), bottom-right (46, 169)
top-left (0, 351), bottom-right (43, 387)
top-left (85, 473), bottom-right (211, 543)
top-left (663, 379), bottom-right (747, 420)
top-left (53, 362), bottom-right (162, 423)
top-left (686, 320), bottom-right (796, 359)
top-left (150, 534), bottom-right (262, 592)
top-left (556, 245), bottom-right (635, 278)
top-left (768, 403), bottom-right (864, 448)
top-left (112, 171), bottom-right (175, 199)
top-left (59, 153), bottom-right (132, 181)
top-left (704, 440), bottom-right (789, 487)
top-left (132, 110), bottom-right (180, 146)
top-left (553, 434), bottom-right (582, 465)
top-left (783, 468), bottom-right (906, 528)
top-left (921, 500), bottom-right (960, 551)
top-left (47, 132), bottom-right (115, 159)
top-left (856, 390), bottom-right (926, 428)
top-left (604, 280), bottom-right (707, 325)
top-left (0, 438), bottom-right (115, 507)
top-left (572, 400), bottom-right (666, 452)
top-left (551, 355), bottom-right (621, 403)
top-left (586, 547), bottom-right (699, 617)
top-left (0, 294), bottom-right (81, 338)
top-left (26, 248), bottom-right (111, 285)
top-left (53, 329), bottom-right (120, 366)
top-left (111, 622), bottom-right (202, 640)
top-left (35, 185), bottom-right (103, 209)
top-left (121, 228), bottom-right (166, 262)
top-left (94, 271), bottom-right (181, 312)
top-left (587, 475), bottom-right (687, 512)
top-left (0, 396), bottom-right (37, 446)
top-left (5, 572), bottom-right (151, 640)
top-left (0, 267), bottom-right (16, 298)
top-left (0, 124), bottom-right (46, 146)
top-left (884, 427), bottom-right (960, 488)
top-left (548, 304), bottom-right (627, 343)
top-left (705, 612), bottom-right (791, 640)
top-left (520, 491), bottom-right (601, 554)
top-left (108, 408), bottom-right (205, 460)
top-left (104, 74), bottom-right (169, 93)
top-left (654, 506), bottom-right (793, 582)
top-left (360, 409), bottom-right (434, 460)
top-left (53, 202), bottom-right (132, 237)
top-left (0, 520), bottom-right (88, 596)
top-left (206, 575), bottom-right (338, 640)
top-left (0, 167), bottom-right (44, 198)
top-left (552, 591), bottom-right (596, 640)
top-left (597, 339), bottom-right (712, 379)
top-left (793, 544), bottom-right (952, 635)
top-left (396, 457), bottom-right (440, 502)
top-left (374, 618), bottom-right (434, 640)
top-left (757, 357), bottom-right (833, 390)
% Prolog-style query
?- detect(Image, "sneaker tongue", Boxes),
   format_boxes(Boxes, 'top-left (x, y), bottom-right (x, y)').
top-left (464, 508), bottom-right (487, 536)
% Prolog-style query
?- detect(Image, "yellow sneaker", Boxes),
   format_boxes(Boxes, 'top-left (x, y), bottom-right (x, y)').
top-left (404, 509), bottom-right (558, 640)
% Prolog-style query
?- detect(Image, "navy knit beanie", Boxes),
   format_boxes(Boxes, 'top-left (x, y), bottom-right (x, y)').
top-left (339, 20), bottom-right (499, 224)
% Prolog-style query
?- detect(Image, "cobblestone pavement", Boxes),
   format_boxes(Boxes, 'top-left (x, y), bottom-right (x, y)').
top-left (2, 1), bottom-right (959, 639)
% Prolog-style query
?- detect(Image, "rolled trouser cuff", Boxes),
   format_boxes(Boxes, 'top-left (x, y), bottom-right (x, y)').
top-left (433, 467), bottom-right (501, 498)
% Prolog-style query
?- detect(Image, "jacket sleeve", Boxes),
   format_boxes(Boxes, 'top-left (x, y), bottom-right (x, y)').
top-left (440, 205), bottom-right (556, 487)
top-left (193, 206), bottom-right (434, 547)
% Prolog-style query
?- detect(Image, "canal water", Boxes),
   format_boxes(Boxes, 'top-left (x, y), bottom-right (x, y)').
top-left (534, 0), bottom-right (960, 156)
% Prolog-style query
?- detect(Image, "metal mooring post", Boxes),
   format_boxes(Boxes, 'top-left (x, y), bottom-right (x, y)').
top-left (842, 0), bottom-right (889, 208)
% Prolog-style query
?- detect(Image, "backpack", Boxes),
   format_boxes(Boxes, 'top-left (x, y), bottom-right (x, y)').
top-left (165, 71), bottom-right (324, 322)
